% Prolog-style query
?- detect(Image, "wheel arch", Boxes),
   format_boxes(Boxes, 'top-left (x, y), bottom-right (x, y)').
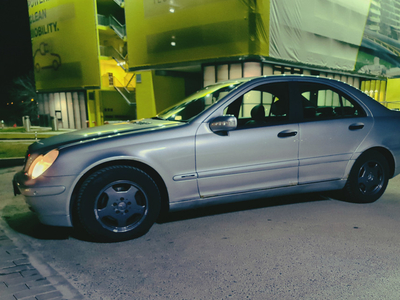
top-left (361, 146), bottom-right (395, 178)
top-left (69, 159), bottom-right (169, 227)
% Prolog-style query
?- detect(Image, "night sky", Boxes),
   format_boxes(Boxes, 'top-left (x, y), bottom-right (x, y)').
top-left (0, 0), bottom-right (33, 104)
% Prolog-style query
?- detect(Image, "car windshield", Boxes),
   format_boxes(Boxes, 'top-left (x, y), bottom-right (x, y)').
top-left (156, 80), bottom-right (246, 122)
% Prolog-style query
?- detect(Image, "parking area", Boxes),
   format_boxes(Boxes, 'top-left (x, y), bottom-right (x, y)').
top-left (1, 165), bottom-right (400, 299)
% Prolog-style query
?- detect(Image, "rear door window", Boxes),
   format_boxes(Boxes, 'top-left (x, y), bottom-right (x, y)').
top-left (298, 83), bottom-right (365, 120)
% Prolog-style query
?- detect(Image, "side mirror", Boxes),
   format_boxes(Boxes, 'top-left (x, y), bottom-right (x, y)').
top-left (209, 115), bottom-right (237, 132)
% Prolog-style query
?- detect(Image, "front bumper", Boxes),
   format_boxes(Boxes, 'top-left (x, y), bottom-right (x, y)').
top-left (13, 171), bottom-right (75, 227)
top-left (13, 177), bottom-right (21, 196)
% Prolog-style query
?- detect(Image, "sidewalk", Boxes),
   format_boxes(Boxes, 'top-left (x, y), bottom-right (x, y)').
top-left (0, 219), bottom-right (83, 300)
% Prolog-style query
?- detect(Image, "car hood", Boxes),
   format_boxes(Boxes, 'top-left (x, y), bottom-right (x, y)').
top-left (28, 119), bottom-right (183, 153)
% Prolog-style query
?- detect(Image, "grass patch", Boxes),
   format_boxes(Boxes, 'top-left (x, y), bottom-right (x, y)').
top-left (0, 133), bottom-right (55, 139)
top-left (0, 127), bottom-right (26, 133)
top-left (0, 142), bottom-right (32, 158)
top-left (0, 127), bottom-right (67, 139)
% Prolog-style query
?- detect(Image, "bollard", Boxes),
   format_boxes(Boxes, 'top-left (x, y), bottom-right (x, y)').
top-left (23, 116), bottom-right (31, 132)
top-left (51, 116), bottom-right (58, 131)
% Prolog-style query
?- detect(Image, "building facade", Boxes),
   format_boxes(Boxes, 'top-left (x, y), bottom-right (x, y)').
top-left (27, 0), bottom-right (400, 129)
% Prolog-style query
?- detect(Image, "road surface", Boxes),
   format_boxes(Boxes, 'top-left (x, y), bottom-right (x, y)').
top-left (1, 166), bottom-right (400, 299)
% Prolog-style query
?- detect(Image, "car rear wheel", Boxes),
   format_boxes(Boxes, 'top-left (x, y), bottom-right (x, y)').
top-left (76, 165), bottom-right (161, 242)
top-left (343, 150), bottom-right (389, 203)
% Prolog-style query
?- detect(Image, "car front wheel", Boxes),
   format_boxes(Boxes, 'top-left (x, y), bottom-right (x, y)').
top-left (343, 150), bottom-right (389, 203)
top-left (76, 165), bottom-right (161, 242)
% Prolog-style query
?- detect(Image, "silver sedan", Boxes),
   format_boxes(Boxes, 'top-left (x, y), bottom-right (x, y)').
top-left (13, 75), bottom-right (400, 242)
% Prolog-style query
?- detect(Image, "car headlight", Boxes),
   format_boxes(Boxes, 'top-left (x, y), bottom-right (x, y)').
top-left (27, 149), bottom-right (59, 179)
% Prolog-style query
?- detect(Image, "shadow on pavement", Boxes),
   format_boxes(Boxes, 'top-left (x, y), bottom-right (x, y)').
top-left (3, 211), bottom-right (90, 241)
top-left (4, 193), bottom-right (332, 241)
top-left (157, 192), bottom-right (330, 224)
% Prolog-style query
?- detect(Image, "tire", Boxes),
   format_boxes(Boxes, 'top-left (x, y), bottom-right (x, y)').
top-left (343, 150), bottom-right (389, 203)
top-left (76, 165), bottom-right (161, 242)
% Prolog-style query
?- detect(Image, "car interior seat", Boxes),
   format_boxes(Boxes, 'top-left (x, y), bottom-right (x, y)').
top-left (246, 104), bottom-right (267, 125)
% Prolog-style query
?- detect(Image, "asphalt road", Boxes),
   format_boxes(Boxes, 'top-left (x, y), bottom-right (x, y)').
top-left (1, 166), bottom-right (400, 300)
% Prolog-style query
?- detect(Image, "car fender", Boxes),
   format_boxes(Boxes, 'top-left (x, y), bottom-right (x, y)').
top-left (54, 135), bottom-right (200, 219)
top-left (348, 115), bottom-right (400, 178)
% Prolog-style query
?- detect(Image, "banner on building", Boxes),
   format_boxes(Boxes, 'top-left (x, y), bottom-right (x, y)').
top-left (270, 0), bottom-right (400, 77)
top-left (127, 0), bottom-right (400, 78)
top-left (28, 0), bottom-right (100, 91)
top-left (125, 0), bottom-right (255, 69)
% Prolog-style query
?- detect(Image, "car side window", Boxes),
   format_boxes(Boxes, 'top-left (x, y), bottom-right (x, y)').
top-left (298, 82), bottom-right (365, 120)
top-left (223, 82), bottom-right (290, 128)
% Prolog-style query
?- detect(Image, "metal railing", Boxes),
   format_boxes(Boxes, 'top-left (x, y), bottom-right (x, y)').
top-left (109, 15), bottom-right (126, 39)
top-left (113, 0), bottom-right (124, 7)
top-left (113, 77), bottom-right (136, 106)
top-left (97, 14), bottom-right (126, 39)
top-left (113, 56), bottom-right (127, 71)
top-left (97, 14), bottom-right (109, 26)
top-left (99, 45), bottom-right (125, 60)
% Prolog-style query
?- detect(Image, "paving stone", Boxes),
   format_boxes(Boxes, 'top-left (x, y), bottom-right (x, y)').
top-left (0, 260), bottom-right (15, 269)
top-left (35, 290), bottom-right (64, 300)
top-left (2, 254), bottom-right (28, 263)
top-left (0, 249), bottom-right (13, 258)
top-left (0, 282), bottom-right (29, 295)
top-left (0, 245), bottom-right (18, 252)
top-left (14, 284), bottom-right (57, 299)
top-left (0, 264), bottom-right (34, 275)
top-left (0, 294), bottom-right (18, 300)
top-left (7, 252), bottom-right (27, 258)
top-left (5, 273), bottom-right (44, 286)
top-left (21, 269), bottom-right (40, 278)
top-left (25, 277), bottom-right (50, 288)
top-left (0, 240), bottom-right (13, 247)
top-left (13, 258), bottom-right (30, 266)
top-left (5, 248), bottom-right (23, 255)
top-left (0, 272), bottom-right (22, 281)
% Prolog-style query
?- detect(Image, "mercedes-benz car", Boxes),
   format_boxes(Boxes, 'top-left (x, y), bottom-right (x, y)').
top-left (13, 75), bottom-right (400, 242)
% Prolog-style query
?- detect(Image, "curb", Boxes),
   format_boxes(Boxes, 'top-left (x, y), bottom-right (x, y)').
top-left (0, 158), bottom-right (24, 169)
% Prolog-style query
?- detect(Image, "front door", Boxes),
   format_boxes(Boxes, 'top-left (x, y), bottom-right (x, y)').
top-left (195, 81), bottom-right (299, 198)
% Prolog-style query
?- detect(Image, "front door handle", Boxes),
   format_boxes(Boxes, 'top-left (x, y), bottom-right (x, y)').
top-left (349, 123), bottom-right (364, 131)
top-left (278, 130), bottom-right (298, 138)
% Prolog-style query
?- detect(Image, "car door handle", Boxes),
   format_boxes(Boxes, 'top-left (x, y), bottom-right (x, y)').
top-left (278, 130), bottom-right (298, 138)
top-left (349, 123), bottom-right (364, 131)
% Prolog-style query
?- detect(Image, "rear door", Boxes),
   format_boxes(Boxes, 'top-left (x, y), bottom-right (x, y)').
top-left (296, 81), bottom-right (373, 184)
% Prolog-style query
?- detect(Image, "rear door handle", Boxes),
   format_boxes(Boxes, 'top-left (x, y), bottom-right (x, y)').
top-left (278, 130), bottom-right (298, 138)
top-left (349, 123), bottom-right (364, 130)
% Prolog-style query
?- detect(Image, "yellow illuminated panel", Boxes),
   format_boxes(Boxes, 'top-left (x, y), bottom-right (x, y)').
top-left (386, 78), bottom-right (400, 110)
top-left (379, 81), bottom-right (386, 104)
top-left (28, 0), bottom-right (100, 91)
top-left (125, 0), bottom-right (270, 70)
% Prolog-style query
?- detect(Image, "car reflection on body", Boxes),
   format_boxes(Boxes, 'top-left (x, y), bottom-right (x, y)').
top-left (13, 75), bottom-right (400, 242)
